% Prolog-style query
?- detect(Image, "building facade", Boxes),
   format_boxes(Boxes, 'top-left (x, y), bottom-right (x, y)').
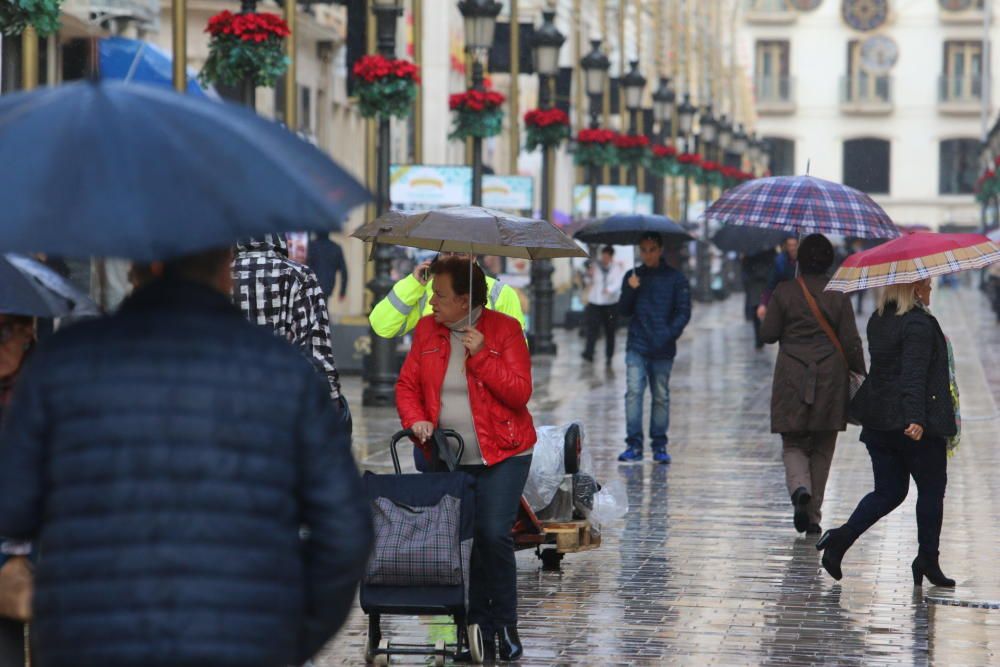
top-left (744, 0), bottom-right (993, 231)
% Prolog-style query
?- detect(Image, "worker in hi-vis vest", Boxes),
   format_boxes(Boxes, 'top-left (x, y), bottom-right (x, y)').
top-left (369, 252), bottom-right (526, 338)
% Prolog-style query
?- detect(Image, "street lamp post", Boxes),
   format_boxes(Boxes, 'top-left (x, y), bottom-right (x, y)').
top-left (652, 77), bottom-right (675, 215)
top-left (362, 0), bottom-right (404, 408)
top-left (581, 39), bottom-right (610, 219)
top-left (622, 60), bottom-right (646, 187)
top-left (731, 124), bottom-right (749, 170)
top-left (458, 0), bottom-right (502, 206)
top-left (677, 93), bottom-right (697, 230)
top-left (529, 9), bottom-right (565, 357)
top-left (716, 115), bottom-right (732, 167)
top-left (695, 104), bottom-right (717, 303)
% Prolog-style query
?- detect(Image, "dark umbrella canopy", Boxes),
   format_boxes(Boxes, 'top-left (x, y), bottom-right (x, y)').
top-left (712, 224), bottom-right (792, 255)
top-left (574, 214), bottom-right (692, 246)
top-left (0, 81), bottom-right (370, 261)
top-left (0, 254), bottom-right (100, 318)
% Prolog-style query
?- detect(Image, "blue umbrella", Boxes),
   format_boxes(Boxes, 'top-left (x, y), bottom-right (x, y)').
top-left (99, 37), bottom-right (215, 98)
top-left (574, 214), bottom-right (692, 246)
top-left (0, 254), bottom-right (100, 318)
top-left (712, 224), bottom-right (792, 255)
top-left (0, 81), bottom-right (370, 261)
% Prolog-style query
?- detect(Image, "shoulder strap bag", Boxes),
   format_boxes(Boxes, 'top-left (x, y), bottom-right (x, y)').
top-left (796, 277), bottom-right (865, 401)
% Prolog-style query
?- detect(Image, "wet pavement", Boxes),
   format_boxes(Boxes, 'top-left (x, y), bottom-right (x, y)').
top-left (319, 286), bottom-right (1000, 665)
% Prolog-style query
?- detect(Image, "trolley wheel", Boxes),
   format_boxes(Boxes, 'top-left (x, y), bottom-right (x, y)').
top-left (433, 640), bottom-right (446, 667)
top-left (373, 639), bottom-right (390, 666)
top-left (564, 423), bottom-right (582, 474)
top-left (540, 548), bottom-right (565, 571)
top-left (467, 624), bottom-right (485, 664)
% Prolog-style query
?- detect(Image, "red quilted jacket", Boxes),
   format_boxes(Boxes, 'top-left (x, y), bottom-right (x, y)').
top-left (395, 309), bottom-right (536, 466)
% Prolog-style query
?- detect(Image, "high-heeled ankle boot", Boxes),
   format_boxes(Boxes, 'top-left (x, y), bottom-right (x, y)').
top-left (497, 625), bottom-right (523, 661)
top-left (816, 525), bottom-right (858, 581)
top-left (912, 551), bottom-right (956, 587)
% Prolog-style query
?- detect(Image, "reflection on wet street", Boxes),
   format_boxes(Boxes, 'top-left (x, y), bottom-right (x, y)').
top-left (321, 288), bottom-right (1000, 665)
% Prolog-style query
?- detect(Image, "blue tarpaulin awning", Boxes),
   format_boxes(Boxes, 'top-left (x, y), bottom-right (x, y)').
top-left (99, 36), bottom-right (216, 99)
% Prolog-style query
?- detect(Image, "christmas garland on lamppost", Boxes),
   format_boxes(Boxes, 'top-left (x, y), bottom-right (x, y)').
top-left (199, 10), bottom-right (291, 89)
top-left (613, 133), bottom-right (651, 169)
top-left (647, 144), bottom-right (679, 178)
top-left (976, 169), bottom-right (999, 204)
top-left (676, 152), bottom-right (702, 178)
top-left (523, 108), bottom-right (571, 151)
top-left (697, 160), bottom-right (725, 187)
top-left (449, 88), bottom-right (506, 140)
top-left (573, 128), bottom-right (619, 168)
top-left (0, 0), bottom-right (61, 35)
top-left (352, 54), bottom-right (420, 120)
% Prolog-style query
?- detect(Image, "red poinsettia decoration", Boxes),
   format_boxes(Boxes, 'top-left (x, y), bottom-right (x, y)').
top-left (577, 128), bottom-right (618, 144)
top-left (449, 88), bottom-right (506, 140)
top-left (524, 108), bottom-right (570, 151)
top-left (206, 10), bottom-right (290, 42)
top-left (701, 160), bottom-right (722, 173)
top-left (613, 133), bottom-right (650, 168)
top-left (449, 89), bottom-right (506, 112)
top-left (612, 133), bottom-right (651, 150)
top-left (574, 128), bottom-right (619, 167)
top-left (652, 145), bottom-right (678, 158)
top-left (353, 54), bottom-right (420, 83)
top-left (352, 54), bottom-right (419, 119)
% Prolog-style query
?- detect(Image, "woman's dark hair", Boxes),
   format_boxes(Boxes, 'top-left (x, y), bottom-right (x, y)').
top-left (798, 234), bottom-right (834, 275)
top-left (430, 256), bottom-right (488, 309)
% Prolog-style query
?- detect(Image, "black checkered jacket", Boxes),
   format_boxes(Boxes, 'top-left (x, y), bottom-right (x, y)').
top-left (233, 235), bottom-right (341, 400)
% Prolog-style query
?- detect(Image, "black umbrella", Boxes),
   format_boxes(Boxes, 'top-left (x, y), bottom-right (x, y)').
top-left (0, 254), bottom-right (100, 318)
top-left (0, 81), bottom-right (370, 261)
top-left (712, 224), bottom-right (792, 255)
top-left (574, 214), bottom-right (692, 246)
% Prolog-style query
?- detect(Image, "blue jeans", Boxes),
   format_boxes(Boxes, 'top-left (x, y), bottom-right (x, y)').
top-left (625, 350), bottom-right (673, 452)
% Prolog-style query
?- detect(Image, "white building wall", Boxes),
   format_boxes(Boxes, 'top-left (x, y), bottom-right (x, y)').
top-left (747, 0), bottom-right (992, 230)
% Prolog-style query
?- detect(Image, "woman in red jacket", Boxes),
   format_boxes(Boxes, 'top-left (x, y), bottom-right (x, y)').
top-left (396, 257), bottom-right (535, 662)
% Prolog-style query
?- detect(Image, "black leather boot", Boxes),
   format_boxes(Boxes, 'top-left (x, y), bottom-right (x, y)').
top-left (816, 524), bottom-right (858, 581)
top-left (912, 551), bottom-right (956, 587)
top-left (454, 626), bottom-right (495, 663)
top-left (791, 486), bottom-right (811, 533)
top-left (497, 625), bottom-right (523, 661)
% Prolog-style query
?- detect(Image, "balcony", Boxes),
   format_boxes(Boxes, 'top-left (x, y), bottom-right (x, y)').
top-left (754, 76), bottom-right (796, 114)
top-left (62, 0), bottom-right (159, 32)
top-left (840, 75), bottom-right (893, 115)
top-left (938, 75), bottom-right (983, 115)
top-left (745, 0), bottom-right (797, 24)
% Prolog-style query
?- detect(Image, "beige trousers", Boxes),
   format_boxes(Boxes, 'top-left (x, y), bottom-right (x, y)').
top-left (781, 431), bottom-right (838, 525)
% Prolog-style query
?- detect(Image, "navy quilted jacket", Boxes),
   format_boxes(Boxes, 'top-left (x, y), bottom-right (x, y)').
top-left (619, 262), bottom-right (692, 360)
top-left (0, 279), bottom-right (373, 667)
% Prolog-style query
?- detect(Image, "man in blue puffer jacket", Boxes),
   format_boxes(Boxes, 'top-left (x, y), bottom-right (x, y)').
top-left (617, 233), bottom-right (692, 464)
top-left (0, 247), bottom-right (373, 667)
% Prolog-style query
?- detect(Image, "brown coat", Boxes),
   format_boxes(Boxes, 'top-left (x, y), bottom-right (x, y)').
top-left (760, 275), bottom-right (866, 434)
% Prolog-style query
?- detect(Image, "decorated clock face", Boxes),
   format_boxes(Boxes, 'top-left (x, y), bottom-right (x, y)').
top-left (843, 0), bottom-right (889, 31)
top-left (790, 0), bottom-right (823, 9)
top-left (939, 0), bottom-right (973, 10)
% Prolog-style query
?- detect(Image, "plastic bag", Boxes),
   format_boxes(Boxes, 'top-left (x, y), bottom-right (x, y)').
top-left (588, 478), bottom-right (629, 528)
top-left (523, 425), bottom-right (566, 512)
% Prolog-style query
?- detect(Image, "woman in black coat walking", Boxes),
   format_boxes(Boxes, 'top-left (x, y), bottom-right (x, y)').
top-left (817, 278), bottom-right (958, 587)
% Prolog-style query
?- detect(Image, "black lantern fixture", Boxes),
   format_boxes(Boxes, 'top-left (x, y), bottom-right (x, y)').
top-left (677, 93), bottom-right (696, 139)
top-left (362, 0), bottom-right (406, 407)
top-left (528, 9), bottom-right (565, 358)
top-left (458, 0), bottom-right (501, 206)
top-left (580, 39), bottom-right (610, 219)
top-left (732, 124), bottom-right (750, 157)
top-left (652, 76), bottom-right (675, 139)
top-left (716, 115), bottom-right (732, 156)
top-left (622, 59), bottom-right (647, 116)
top-left (699, 104), bottom-right (717, 146)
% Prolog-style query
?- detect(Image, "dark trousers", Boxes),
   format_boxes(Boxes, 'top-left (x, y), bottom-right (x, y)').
top-left (0, 619), bottom-right (24, 667)
top-left (846, 430), bottom-right (948, 555)
top-left (458, 455), bottom-right (532, 630)
top-left (583, 303), bottom-right (618, 361)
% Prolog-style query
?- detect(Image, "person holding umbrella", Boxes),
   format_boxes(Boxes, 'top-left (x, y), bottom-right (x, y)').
top-left (581, 245), bottom-right (626, 365)
top-left (817, 232), bottom-right (999, 585)
top-left (759, 234), bottom-right (865, 535)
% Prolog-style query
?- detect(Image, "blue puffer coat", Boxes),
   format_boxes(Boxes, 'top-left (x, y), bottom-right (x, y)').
top-left (0, 279), bottom-right (373, 667)
top-left (619, 261), bottom-right (692, 360)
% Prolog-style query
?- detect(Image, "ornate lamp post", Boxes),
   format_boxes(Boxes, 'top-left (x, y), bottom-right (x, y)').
top-left (621, 59), bottom-right (646, 186)
top-left (458, 0), bottom-right (502, 206)
top-left (731, 124), bottom-right (750, 169)
top-left (529, 9), bottom-right (565, 356)
top-left (677, 93), bottom-right (697, 229)
top-left (716, 115), bottom-right (732, 166)
top-left (652, 77), bottom-right (675, 215)
top-left (581, 39), bottom-right (610, 219)
top-left (695, 104), bottom-right (717, 302)
top-left (748, 133), bottom-right (763, 176)
top-left (362, 0), bottom-right (405, 407)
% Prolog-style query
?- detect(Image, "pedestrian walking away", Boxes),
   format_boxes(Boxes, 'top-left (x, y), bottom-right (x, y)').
top-left (741, 249), bottom-right (775, 350)
top-left (395, 257), bottom-right (536, 662)
top-left (756, 237), bottom-right (798, 322)
top-left (233, 235), bottom-right (351, 428)
top-left (818, 278), bottom-right (959, 587)
top-left (760, 234), bottom-right (866, 535)
top-left (307, 232), bottom-right (349, 303)
top-left (582, 245), bottom-right (625, 365)
top-left (618, 232), bottom-right (692, 464)
top-left (0, 248), bottom-right (374, 667)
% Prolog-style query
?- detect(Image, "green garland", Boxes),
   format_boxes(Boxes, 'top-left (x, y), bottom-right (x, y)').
top-left (357, 76), bottom-right (418, 119)
top-left (449, 89), bottom-right (506, 141)
top-left (0, 0), bottom-right (62, 37)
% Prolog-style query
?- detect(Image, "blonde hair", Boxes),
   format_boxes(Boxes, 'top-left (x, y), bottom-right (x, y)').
top-left (876, 282), bottom-right (921, 315)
